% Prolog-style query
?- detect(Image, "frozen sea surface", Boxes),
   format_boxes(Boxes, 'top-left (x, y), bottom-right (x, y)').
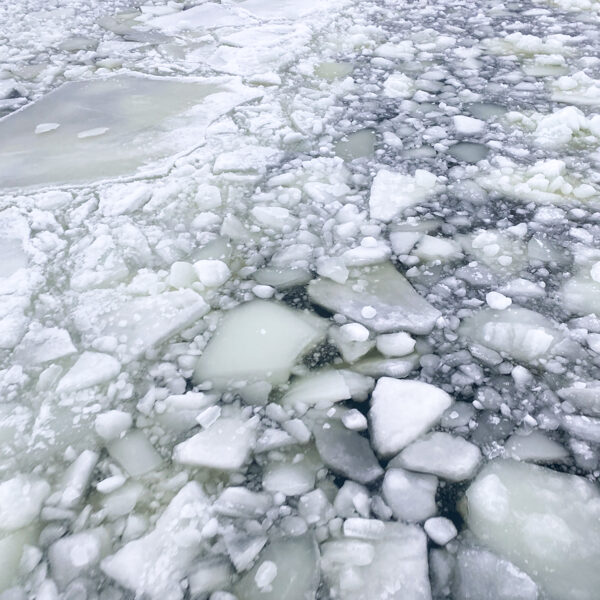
top-left (1, 0), bottom-right (600, 599)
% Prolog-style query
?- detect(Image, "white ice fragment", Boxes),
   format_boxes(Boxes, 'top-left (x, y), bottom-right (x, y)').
top-left (194, 300), bottom-right (326, 387)
top-left (15, 327), bottom-right (76, 364)
top-left (102, 482), bottom-right (211, 600)
top-left (369, 169), bottom-right (440, 222)
top-left (465, 459), bottom-right (600, 600)
top-left (57, 352), bottom-right (121, 393)
top-left (57, 450), bottom-right (99, 509)
top-left (0, 475), bottom-right (50, 531)
top-left (343, 518), bottom-right (385, 539)
top-left (255, 561), bottom-right (277, 591)
top-left (369, 378), bottom-right (453, 456)
top-left (383, 72), bottom-right (415, 99)
top-left (49, 528), bottom-right (110, 588)
top-left (382, 468), bottom-right (438, 522)
top-left (485, 291), bottom-right (512, 310)
top-left (309, 263), bottom-right (441, 335)
top-left (107, 430), bottom-right (163, 477)
top-left (391, 432), bottom-right (481, 481)
top-left (77, 127), bottom-right (109, 139)
top-left (34, 123), bottom-right (60, 134)
top-left (193, 259), bottom-right (231, 287)
top-left (316, 257), bottom-right (349, 284)
top-left (340, 323), bottom-right (370, 343)
top-left (375, 332), bottom-right (416, 357)
top-left (504, 430), bottom-right (568, 463)
top-left (188, 557), bottom-right (234, 597)
top-left (424, 517), bottom-right (457, 546)
top-left (214, 487), bottom-right (271, 519)
top-left (94, 410), bottom-right (132, 441)
top-left (252, 284), bottom-right (275, 299)
top-left (173, 416), bottom-right (256, 470)
top-left (342, 409), bottom-right (368, 431)
top-left (96, 475), bottom-right (126, 494)
top-left (453, 115), bottom-right (485, 135)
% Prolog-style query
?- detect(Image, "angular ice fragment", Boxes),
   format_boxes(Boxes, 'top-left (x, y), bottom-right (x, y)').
top-left (464, 459), bottom-right (600, 600)
top-left (322, 522), bottom-right (431, 600)
top-left (382, 468), bottom-right (438, 522)
top-left (101, 482), bottom-right (211, 600)
top-left (504, 431), bottom-right (568, 463)
top-left (14, 327), bottom-right (76, 364)
top-left (459, 306), bottom-right (562, 364)
top-left (107, 430), bottom-right (163, 477)
top-left (0, 475), bottom-right (49, 531)
top-left (234, 535), bottom-right (319, 600)
top-left (453, 115), bottom-right (485, 135)
top-left (369, 378), bottom-right (453, 456)
top-left (56, 352), bottom-right (120, 393)
top-left (369, 169), bottom-right (440, 222)
top-left (194, 300), bottom-right (326, 387)
top-left (214, 487), bottom-right (272, 519)
top-left (424, 517), bottom-right (457, 546)
top-left (557, 385), bottom-right (600, 417)
top-left (173, 416), bottom-right (256, 470)
top-left (383, 72), bottom-right (415, 99)
top-left (391, 432), bottom-right (481, 481)
top-left (314, 420), bottom-right (383, 485)
top-left (74, 289), bottom-right (209, 362)
top-left (225, 531), bottom-right (267, 572)
top-left (94, 410), bottom-right (132, 441)
top-left (308, 263), bottom-right (441, 335)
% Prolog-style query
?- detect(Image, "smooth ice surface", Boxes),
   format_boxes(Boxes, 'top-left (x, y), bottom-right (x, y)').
top-left (464, 459), bottom-right (600, 600)
top-left (194, 300), bottom-right (327, 387)
top-left (391, 432), bottom-right (481, 481)
top-left (308, 263), bottom-right (441, 334)
top-left (369, 378), bottom-right (453, 456)
top-left (382, 467), bottom-right (438, 522)
top-left (322, 522), bottom-right (432, 599)
top-left (459, 306), bottom-right (563, 364)
top-left (0, 75), bottom-right (260, 188)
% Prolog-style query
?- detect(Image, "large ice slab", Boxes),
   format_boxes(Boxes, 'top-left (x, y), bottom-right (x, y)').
top-left (193, 300), bottom-right (327, 387)
top-left (0, 74), bottom-right (261, 188)
top-left (464, 459), bottom-right (600, 600)
top-left (73, 289), bottom-right (209, 362)
top-left (308, 263), bottom-right (441, 335)
top-left (322, 522), bottom-right (432, 600)
top-left (369, 378), bottom-right (453, 456)
top-left (459, 306), bottom-right (563, 365)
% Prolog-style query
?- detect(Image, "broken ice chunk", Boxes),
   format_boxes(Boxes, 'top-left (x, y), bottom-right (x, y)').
top-left (101, 482), bottom-right (211, 600)
top-left (390, 432), bottom-right (481, 481)
top-left (322, 522), bottom-right (431, 600)
top-left (557, 385), bottom-right (600, 417)
top-left (188, 556), bottom-right (234, 597)
top-left (424, 517), bottom-right (457, 546)
top-left (107, 430), bottom-right (163, 477)
top-left (382, 467), bottom-right (438, 522)
top-left (314, 420), bottom-right (383, 485)
top-left (194, 300), bottom-right (326, 387)
top-left (14, 327), bottom-right (76, 365)
top-left (369, 378), bottom-right (453, 456)
top-left (369, 169), bottom-right (440, 222)
top-left (74, 289), bottom-right (209, 362)
top-left (308, 263), bottom-right (441, 335)
top-left (375, 332), bottom-right (416, 357)
top-left (234, 535), bottom-right (319, 600)
top-left (504, 430), bottom-right (568, 463)
top-left (173, 416), bottom-right (256, 470)
top-left (214, 487), bottom-right (272, 519)
top-left (0, 475), bottom-right (49, 531)
top-left (94, 410), bottom-right (132, 441)
top-left (464, 459), bottom-right (600, 600)
top-left (56, 352), bottom-right (121, 393)
top-left (383, 72), bottom-right (415, 99)
top-left (459, 306), bottom-right (563, 365)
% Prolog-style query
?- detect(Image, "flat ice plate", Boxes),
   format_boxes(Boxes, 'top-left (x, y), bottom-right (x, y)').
top-left (0, 74), bottom-right (260, 189)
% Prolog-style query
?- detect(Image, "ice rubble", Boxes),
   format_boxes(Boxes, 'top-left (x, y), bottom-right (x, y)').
top-left (0, 75), bottom-right (261, 188)
top-left (464, 459), bottom-right (600, 600)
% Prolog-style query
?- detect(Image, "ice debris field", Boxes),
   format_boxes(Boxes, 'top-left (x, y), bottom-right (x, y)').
top-left (1, 0), bottom-right (600, 598)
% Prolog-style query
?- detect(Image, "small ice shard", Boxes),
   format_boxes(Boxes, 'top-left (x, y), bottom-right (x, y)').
top-left (298, 489), bottom-right (335, 526)
top-left (56, 352), bottom-right (121, 393)
top-left (74, 289), bottom-right (209, 362)
top-left (193, 259), bottom-right (231, 287)
top-left (77, 126), bottom-right (109, 139)
top-left (424, 517), bottom-right (457, 546)
top-left (193, 300), bottom-right (326, 387)
top-left (369, 169), bottom-right (440, 222)
top-left (56, 450), bottom-right (99, 509)
top-left (382, 467), bottom-right (438, 522)
top-left (314, 420), bottom-right (383, 485)
top-left (234, 535), bottom-right (319, 600)
top-left (390, 432), bottom-right (481, 481)
top-left (48, 528), bottom-right (110, 588)
top-left (94, 410), bottom-right (132, 441)
top-left (454, 545), bottom-right (539, 600)
top-left (322, 522), bottom-right (431, 600)
top-left (101, 482), bottom-right (211, 600)
top-left (369, 378), bottom-right (453, 457)
top-left (504, 430), bottom-right (568, 463)
top-left (308, 263), bottom-right (441, 335)
top-left (0, 475), bottom-right (50, 531)
top-left (383, 72), bottom-right (415, 99)
top-left (107, 430), bottom-right (163, 477)
top-left (459, 306), bottom-right (562, 365)
top-left (225, 531), bottom-right (268, 572)
top-left (453, 115), bottom-right (485, 135)
top-left (376, 332), bottom-right (416, 357)
top-left (173, 416), bottom-right (257, 470)
top-left (14, 327), bottom-right (76, 364)
top-left (34, 122), bottom-right (60, 134)
top-left (485, 291), bottom-right (512, 310)
top-left (213, 487), bottom-right (272, 519)
top-left (464, 459), bottom-right (600, 600)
